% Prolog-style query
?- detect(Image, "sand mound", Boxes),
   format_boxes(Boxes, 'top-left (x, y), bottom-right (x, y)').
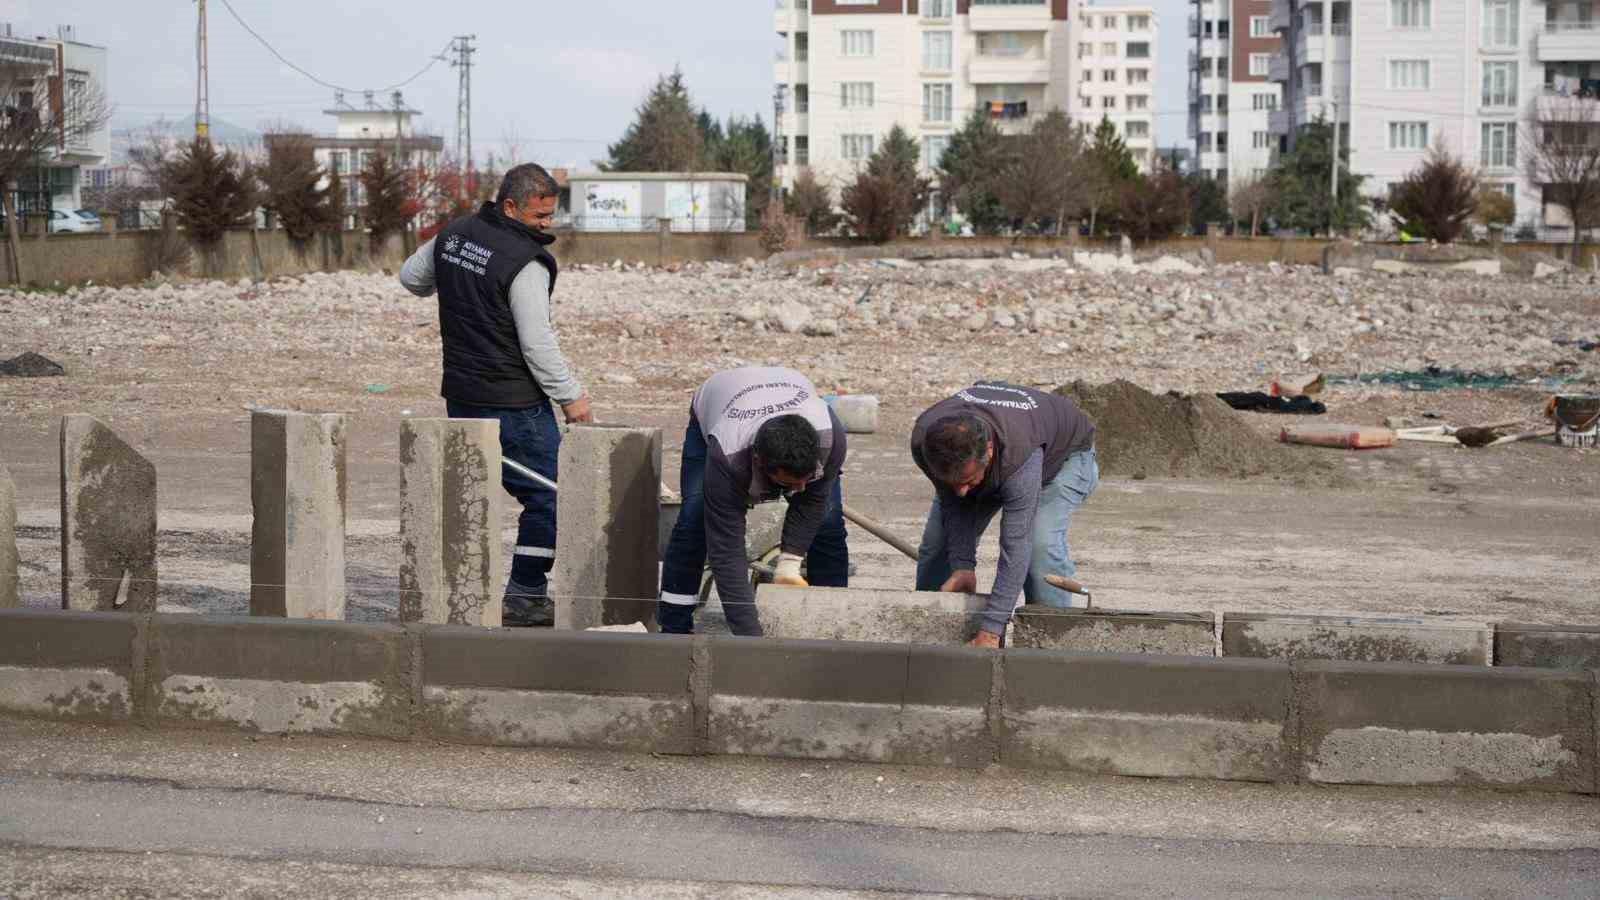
top-left (1057, 379), bottom-right (1326, 480)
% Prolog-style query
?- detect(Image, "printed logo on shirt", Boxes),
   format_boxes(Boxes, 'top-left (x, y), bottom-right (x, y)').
top-left (957, 383), bottom-right (1039, 412)
top-left (442, 238), bottom-right (494, 277)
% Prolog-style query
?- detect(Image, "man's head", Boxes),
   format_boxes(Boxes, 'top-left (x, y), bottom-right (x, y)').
top-left (753, 415), bottom-right (820, 491)
top-left (923, 414), bottom-right (993, 497)
top-left (497, 163), bottom-right (561, 230)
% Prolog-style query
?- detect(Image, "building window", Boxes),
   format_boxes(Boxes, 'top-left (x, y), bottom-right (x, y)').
top-left (923, 0), bottom-right (953, 18)
top-left (795, 84), bottom-right (809, 113)
top-left (923, 31), bottom-right (953, 69)
top-left (1388, 121), bottom-right (1430, 150)
top-left (840, 82), bottom-right (874, 109)
top-left (1126, 120), bottom-right (1149, 139)
top-left (330, 151), bottom-right (347, 175)
top-left (795, 136), bottom-right (810, 166)
top-left (1391, 0), bottom-right (1430, 28)
top-left (841, 29), bottom-right (874, 58)
top-left (924, 135), bottom-right (950, 167)
top-left (1482, 62), bottom-right (1518, 107)
top-left (1250, 16), bottom-right (1270, 37)
top-left (1129, 15), bottom-right (1150, 30)
top-left (1127, 68), bottom-right (1149, 84)
top-left (1126, 42), bottom-right (1150, 59)
top-left (841, 134), bottom-right (874, 161)
top-left (1482, 0), bottom-right (1519, 47)
top-left (1389, 59), bottom-right (1431, 90)
top-left (1201, 95), bottom-right (1214, 113)
top-left (1103, 15), bottom-right (1118, 29)
top-left (1250, 53), bottom-right (1271, 77)
top-left (1217, 132), bottom-right (1229, 152)
top-left (1103, 69), bottom-right (1117, 82)
top-left (1101, 42), bottom-right (1118, 57)
top-left (1252, 130), bottom-right (1273, 149)
top-left (1482, 122), bottom-right (1516, 168)
top-left (1102, 95), bottom-right (1116, 109)
top-left (1127, 94), bottom-right (1149, 110)
top-left (923, 83), bottom-right (953, 122)
top-left (978, 32), bottom-right (1029, 58)
top-left (1079, 42), bottom-right (1092, 58)
top-left (1252, 92), bottom-right (1278, 110)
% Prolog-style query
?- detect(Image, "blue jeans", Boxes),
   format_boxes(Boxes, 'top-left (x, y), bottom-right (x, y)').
top-left (658, 414), bottom-right (849, 635)
top-left (915, 448), bottom-right (1098, 610)
top-left (446, 399), bottom-right (561, 598)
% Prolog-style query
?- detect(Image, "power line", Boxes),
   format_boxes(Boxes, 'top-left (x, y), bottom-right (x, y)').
top-left (214, 0), bottom-right (452, 95)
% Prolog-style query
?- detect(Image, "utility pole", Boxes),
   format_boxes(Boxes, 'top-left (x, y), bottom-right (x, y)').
top-left (392, 90), bottom-right (405, 164)
top-left (1328, 97), bottom-right (1341, 236)
top-left (771, 85), bottom-right (785, 203)
top-left (439, 35), bottom-right (477, 200)
top-left (194, 0), bottom-right (210, 142)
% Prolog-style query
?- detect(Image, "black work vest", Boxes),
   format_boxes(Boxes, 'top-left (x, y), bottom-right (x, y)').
top-left (911, 383), bottom-right (1096, 493)
top-left (432, 203), bottom-right (560, 408)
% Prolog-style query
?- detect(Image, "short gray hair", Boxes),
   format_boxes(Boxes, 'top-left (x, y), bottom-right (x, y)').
top-left (496, 163), bottom-right (560, 206)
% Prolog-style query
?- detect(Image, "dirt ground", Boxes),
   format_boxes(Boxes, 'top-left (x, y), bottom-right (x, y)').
top-left (1, 261), bottom-right (1596, 630)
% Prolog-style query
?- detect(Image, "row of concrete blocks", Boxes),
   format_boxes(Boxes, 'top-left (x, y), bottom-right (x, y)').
top-left (0, 412), bottom-right (661, 630)
top-left (1, 607), bottom-right (1595, 794)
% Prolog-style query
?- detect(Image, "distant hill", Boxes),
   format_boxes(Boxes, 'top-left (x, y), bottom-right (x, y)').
top-left (107, 115), bottom-right (267, 164)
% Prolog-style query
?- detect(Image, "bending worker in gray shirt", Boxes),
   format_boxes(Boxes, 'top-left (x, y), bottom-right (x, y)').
top-left (399, 163), bottom-right (592, 627)
top-left (910, 382), bottom-right (1098, 648)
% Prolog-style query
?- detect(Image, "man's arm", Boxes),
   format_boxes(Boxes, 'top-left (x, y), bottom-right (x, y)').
top-left (977, 449), bottom-right (1045, 637)
top-left (399, 238), bottom-right (436, 296)
top-left (507, 263), bottom-right (587, 416)
top-left (702, 455), bottom-right (756, 624)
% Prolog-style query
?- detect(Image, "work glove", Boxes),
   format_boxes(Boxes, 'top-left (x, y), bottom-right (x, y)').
top-left (772, 552), bottom-right (808, 587)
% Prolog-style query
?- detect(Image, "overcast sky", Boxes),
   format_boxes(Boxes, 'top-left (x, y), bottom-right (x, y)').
top-left (15, 0), bottom-right (1191, 167)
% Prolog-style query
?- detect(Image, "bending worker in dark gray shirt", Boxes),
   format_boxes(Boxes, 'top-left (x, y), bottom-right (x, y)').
top-left (911, 382), bottom-right (1098, 648)
top-left (658, 367), bottom-right (850, 636)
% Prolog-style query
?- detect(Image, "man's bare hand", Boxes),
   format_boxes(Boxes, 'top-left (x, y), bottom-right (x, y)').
top-left (967, 630), bottom-right (1002, 649)
top-left (561, 396), bottom-right (594, 424)
top-left (939, 569), bottom-right (978, 594)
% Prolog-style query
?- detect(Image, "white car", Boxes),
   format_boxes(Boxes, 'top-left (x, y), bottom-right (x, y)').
top-left (47, 209), bottom-right (101, 234)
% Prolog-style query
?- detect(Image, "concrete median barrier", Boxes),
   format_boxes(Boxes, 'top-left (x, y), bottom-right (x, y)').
top-left (0, 609), bottom-right (135, 721)
top-left (1294, 660), bottom-right (1596, 793)
top-left (707, 637), bottom-right (993, 766)
top-left (1000, 652), bottom-right (1293, 782)
top-left (1013, 606), bottom-right (1215, 656)
top-left (758, 586), bottom-right (985, 645)
top-left (422, 627), bottom-right (694, 753)
top-left (146, 616), bottom-right (410, 737)
top-left (1495, 623), bottom-right (1600, 671)
top-left (1222, 612), bottom-right (1492, 666)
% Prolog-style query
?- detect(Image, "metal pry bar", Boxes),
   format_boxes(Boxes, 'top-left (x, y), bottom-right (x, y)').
top-left (501, 457), bottom-right (558, 493)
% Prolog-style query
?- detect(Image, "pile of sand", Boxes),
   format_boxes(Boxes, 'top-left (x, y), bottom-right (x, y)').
top-left (1057, 379), bottom-right (1329, 480)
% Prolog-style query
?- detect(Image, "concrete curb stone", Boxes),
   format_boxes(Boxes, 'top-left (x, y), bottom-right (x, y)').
top-left (0, 609), bottom-right (136, 721)
top-left (1494, 623), bottom-right (1600, 671)
top-left (1223, 611), bottom-right (1491, 666)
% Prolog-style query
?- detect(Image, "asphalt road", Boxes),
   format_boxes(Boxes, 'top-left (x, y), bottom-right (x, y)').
top-left (2, 719), bottom-right (1598, 898)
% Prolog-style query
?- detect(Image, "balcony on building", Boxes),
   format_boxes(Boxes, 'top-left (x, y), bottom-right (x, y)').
top-left (1267, 0), bottom-right (1291, 33)
top-left (969, 30), bottom-right (1051, 83)
top-left (774, 0), bottom-right (809, 35)
top-left (1187, 15), bottom-right (1230, 40)
top-left (1268, 106), bottom-right (1289, 134)
top-left (969, 0), bottom-right (1051, 33)
top-left (1538, 8), bottom-right (1600, 63)
top-left (1268, 52), bottom-right (1289, 84)
top-left (920, 0), bottom-right (956, 22)
top-left (975, 84), bottom-right (1044, 133)
top-left (1295, 3), bottom-right (1351, 65)
top-left (774, 31), bottom-right (808, 86)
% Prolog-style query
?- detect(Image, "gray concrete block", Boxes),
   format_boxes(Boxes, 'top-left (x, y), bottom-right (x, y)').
top-left (1001, 652), bottom-right (1292, 781)
top-left (1222, 612), bottom-right (1491, 666)
top-left (1013, 605), bottom-right (1214, 656)
top-left (758, 585), bottom-right (986, 644)
top-left (1295, 660), bottom-right (1595, 792)
top-left (0, 609), bottom-right (135, 720)
top-left (59, 415), bottom-right (157, 612)
top-left (148, 615), bottom-right (409, 737)
top-left (827, 394), bottom-right (880, 433)
top-left (421, 628), bottom-right (692, 752)
top-left (1495, 623), bottom-right (1600, 671)
top-left (551, 424), bottom-right (661, 630)
top-left (901, 644), bottom-right (994, 767)
top-left (398, 418), bottom-right (502, 627)
top-left (250, 410), bottom-right (347, 619)
top-left (0, 461), bottom-right (16, 609)
top-left (658, 498), bottom-right (784, 563)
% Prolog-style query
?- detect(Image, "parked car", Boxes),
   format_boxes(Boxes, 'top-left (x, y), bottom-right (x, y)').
top-left (73, 209), bottom-right (103, 230)
top-left (48, 209), bottom-right (101, 234)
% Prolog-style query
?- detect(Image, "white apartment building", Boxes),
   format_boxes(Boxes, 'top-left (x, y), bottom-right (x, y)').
top-left (1187, 0), bottom-right (1232, 178)
top-left (1269, 0), bottom-right (1600, 235)
top-left (1073, 2), bottom-right (1160, 168)
top-left (1, 24), bottom-right (110, 214)
top-left (1184, 0), bottom-right (1285, 186)
top-left (773, 0), bottom-right (1078, 197)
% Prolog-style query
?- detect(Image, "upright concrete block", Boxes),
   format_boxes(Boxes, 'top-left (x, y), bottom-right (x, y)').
top-left (1294, 660), bottom-right (1595, 792)
top-left (1222, 612), bottom-right (1491, 666)
top-left (1495, 623), bottom-right (1600, 671)
top-left (399, 418), bottom-right (502, 627)
top-left (1013, 605), bottom-right (1215, 656)
top-left (59, 415), bottom-right (157, 612)
top-left (551, 424), bottom-right (661, 630)
top-left (0, 462), bottom-right (17, 608)
top-left (759, 586), bottom-right (987, 644)
top-left (250, 410), bottom-right (346, 619)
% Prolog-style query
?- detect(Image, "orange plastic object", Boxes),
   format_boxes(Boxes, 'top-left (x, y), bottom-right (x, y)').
top-left (1279, 424), bottom-right (1398, 449)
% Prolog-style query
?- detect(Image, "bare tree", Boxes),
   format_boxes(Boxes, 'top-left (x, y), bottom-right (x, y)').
top-left (992, 109), bottom-right (1089, 236)
top-left (1228, 172), bottom-right (1271, 237)
top-left (1523, 94), bottom-right (1600, 248)
top-left (1, 58), bottom-right (113, 282)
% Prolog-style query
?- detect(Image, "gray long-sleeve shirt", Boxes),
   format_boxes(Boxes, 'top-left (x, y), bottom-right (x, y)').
top-left (937, 448), bottom-right (1043, 636)
top-left (399, 237), bottom-right (584, 404)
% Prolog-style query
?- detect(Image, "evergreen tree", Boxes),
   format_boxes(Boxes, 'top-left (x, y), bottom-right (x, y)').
top-left (1083, 115), bottom-right (1140, 234)
top-left (162, 138), bottom-right (258, 249)
top-left (1186, 173), bottom-right (1229, 234)
top-left (603, 68), bottom-right (704, 172)
top-left (784, 168), bottom-right (841, 235)
top-left (937, 110), bottom-right (1008, 234)
top-left (704, 114), bottom-right (774, 223)
top-left (992, 109), bottom-right (1088, 234)
top-left (261, 135), bottom-right (339, 246)
top-left (360, 151), bottom-right (411, 245)
top-left (842, 125), bottom-right (931, 242)
top-left (1266, 117), bottom-right (1368, 234)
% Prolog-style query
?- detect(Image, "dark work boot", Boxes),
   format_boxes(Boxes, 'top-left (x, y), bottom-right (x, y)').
top-left (503, 579), bottom-right (554, 627)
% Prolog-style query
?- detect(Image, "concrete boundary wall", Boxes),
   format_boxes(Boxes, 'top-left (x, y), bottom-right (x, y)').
top-left (1, 609), bottom-right (1594, 795)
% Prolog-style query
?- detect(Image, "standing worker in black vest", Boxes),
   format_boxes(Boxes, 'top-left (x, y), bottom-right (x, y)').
top-left (910, 382), bottom-right (1097, 648)
top-left (399, 164), bottom-right (592, 626)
